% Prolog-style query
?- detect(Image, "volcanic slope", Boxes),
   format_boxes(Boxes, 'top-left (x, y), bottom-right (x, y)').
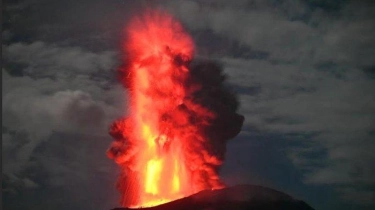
top-left (111, 184), bottom-right (315, 210)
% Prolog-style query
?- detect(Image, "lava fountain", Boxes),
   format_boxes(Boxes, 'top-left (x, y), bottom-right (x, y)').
top-left (107, 10), bottom-right (244, 208)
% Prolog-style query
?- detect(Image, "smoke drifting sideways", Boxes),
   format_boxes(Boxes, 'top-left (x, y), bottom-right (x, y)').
top-left (106, 10), bottom-right (244, 207)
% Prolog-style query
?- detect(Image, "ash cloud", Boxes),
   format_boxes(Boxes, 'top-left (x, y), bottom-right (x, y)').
top-left (107, 12), bottom-right (244, 205)
top-left (108, 56), bottom-right (244, 206)
top-left (109, 59), bottom-right (244, 164)
top-left (188, 60), bottom-right (244, 160)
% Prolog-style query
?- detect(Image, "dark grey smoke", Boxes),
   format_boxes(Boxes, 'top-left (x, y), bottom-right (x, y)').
top-left (187, 60), bottom-right (244, 161)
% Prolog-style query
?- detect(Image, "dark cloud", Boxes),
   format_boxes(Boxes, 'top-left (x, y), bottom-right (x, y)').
top-left (2, 17), bottom-right (126, 209)
top-left (3, 41), bottom-right (118, 79)
top-left (3, 133), bottom-right (120, 210)
top-left (2, 0), bottom-right (139, 50)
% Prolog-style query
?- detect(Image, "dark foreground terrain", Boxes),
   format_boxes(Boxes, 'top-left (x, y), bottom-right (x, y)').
top-left (111, 184), bottom-right (314, 210)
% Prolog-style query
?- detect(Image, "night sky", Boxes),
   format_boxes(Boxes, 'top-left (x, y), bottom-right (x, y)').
top-left (2, 1), bottom-right (375, 210)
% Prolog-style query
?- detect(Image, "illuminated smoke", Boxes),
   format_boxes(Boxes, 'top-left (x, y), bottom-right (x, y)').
top-left (107, 10), bottom-right (244, 208)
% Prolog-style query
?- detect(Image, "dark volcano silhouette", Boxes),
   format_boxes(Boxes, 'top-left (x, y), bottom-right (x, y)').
top-left (111, 184), bottom-right (314, 210)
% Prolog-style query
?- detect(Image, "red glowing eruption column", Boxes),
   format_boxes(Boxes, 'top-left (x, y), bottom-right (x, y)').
top-left (107, 10), bottom-right (225, 208)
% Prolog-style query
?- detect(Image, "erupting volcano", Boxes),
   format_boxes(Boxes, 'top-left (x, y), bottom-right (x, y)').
top-left (107, 10), bottom-right (244, 208)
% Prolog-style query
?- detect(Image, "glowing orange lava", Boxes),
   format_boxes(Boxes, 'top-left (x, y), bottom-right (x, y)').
top-left (107, 10), bottom-right (225, 208)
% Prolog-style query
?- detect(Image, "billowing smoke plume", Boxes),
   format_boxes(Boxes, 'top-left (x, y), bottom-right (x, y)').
top-left (188, 61), bottom-right (244, 158)
top-left (107, 10), bottom-right (244, 207)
